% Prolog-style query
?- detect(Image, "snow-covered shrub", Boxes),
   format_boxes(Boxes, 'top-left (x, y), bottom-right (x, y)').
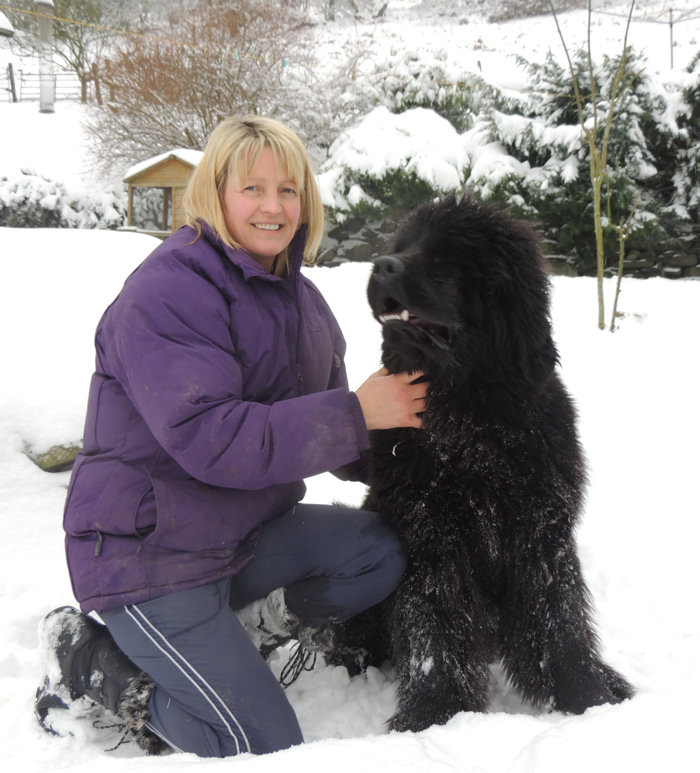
top-left (0, 170), bottom-right (126, 229)
top-left (315, 35), bottom-right (700, 273)
top-left (668, 52), bottom-right (700, 219)
top-left (316, 39), bottom-right (512, 157)
top-left (318, 106), bottom-right (469, 222)
top-left (0, 171), bottom-right (64, 228)
top-left (375, 54), bottom-right (504, 132)
top-left (464, 49), bottom-right (674, 270)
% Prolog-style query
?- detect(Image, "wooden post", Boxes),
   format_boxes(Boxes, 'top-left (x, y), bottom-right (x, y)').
top-left (7, 63), bottom-right (18, 102)
top-left (92, 63), bottom-right (102, 105)
top-left (162, 189), bottom-right (168, 231)
top-left (128, 185), bottom-right (134, 228)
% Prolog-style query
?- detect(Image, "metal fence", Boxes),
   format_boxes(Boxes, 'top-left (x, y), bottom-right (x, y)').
top-left (4, 65), bottom-right (81, 102)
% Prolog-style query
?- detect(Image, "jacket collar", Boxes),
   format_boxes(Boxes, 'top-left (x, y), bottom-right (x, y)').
top-left (197, 220), bottom-right (308, 283)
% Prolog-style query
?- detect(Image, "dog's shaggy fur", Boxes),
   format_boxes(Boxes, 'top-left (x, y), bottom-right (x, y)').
top-left (326, 195), bottom-right (633, 732)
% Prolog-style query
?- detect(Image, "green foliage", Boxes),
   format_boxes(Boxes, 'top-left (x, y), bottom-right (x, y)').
top-left (319, 24), bottom-right (700, 275)
top-left (354, 169), bottom-right (438, 210)
top-left (387, 69), bottom-right (475, 132)
top-left (515, 51), bottom-right (583, 125)
top-left (327, 166), bottom-right (441, 226)
top-left (331, 197), bottom-right (385, 224)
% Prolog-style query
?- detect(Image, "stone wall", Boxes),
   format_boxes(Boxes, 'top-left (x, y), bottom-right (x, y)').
top-left (319, 214), bottom-right (700, 280)
top-left (544, 228), bottom-right (700, 279)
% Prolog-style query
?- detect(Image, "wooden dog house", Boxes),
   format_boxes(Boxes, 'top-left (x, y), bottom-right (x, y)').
top-left (124, 149), bottom-right (203, 237)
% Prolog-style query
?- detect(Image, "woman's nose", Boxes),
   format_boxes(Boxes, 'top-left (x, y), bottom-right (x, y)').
top-left (260, 192), bottom-right (282, 213)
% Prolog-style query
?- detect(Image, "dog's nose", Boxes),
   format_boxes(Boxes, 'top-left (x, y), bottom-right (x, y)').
top-left (372, 255), bottom-right (404, 278)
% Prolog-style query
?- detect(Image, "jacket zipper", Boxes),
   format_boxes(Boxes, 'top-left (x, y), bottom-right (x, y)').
top-left (290, 274), bottom-right (305, 396)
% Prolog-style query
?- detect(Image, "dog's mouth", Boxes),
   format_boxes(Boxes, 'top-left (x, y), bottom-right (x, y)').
top-left (377, 297), bottom-right (449, 337)
top-left (378, 307), bottom-right (417, 324)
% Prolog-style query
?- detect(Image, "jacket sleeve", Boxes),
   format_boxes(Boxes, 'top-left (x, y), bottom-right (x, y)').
top-left (324, 320), bottom-right (371, 485)
top-left (103, 258), bottom-right (369, 490)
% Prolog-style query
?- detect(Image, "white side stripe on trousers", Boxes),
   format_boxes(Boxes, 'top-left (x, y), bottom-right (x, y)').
top-left (124, 604), bottom-right (251, 755)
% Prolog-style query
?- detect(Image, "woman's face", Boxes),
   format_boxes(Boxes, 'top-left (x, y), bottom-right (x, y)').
top-left (222, 146), bottom-right (301, 271)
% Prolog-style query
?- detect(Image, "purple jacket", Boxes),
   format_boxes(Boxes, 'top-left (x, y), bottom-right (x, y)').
top-left (64, 223), bottom-right (370, 613)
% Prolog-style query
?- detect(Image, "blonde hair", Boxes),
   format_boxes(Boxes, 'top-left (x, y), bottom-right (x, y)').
top-left (183, 116), bottom-right (324, 272)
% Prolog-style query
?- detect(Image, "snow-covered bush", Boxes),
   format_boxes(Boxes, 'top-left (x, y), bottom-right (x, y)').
top-left (668, 52), bottom-right (700, 218)
top-left (463, 49), bottom-right (681, 270)
top-left (318, 106), bottom-right (470, 221)
top-left (324, 42), bottom-right (511, 142)
top-left (0, 170), bottom-right (126, 229)
top-left (317, 42), bottom-right (700, 273)
top-left (372, 53), bottom-right (505, 132)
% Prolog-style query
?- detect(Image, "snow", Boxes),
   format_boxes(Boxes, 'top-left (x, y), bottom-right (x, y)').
top-left (0, 227), bottom-right (157, 453)
top-left (0, 101), bottom-right (93, 186)
top-left (1, 1), bottom-right (700, 771)
top-left (2, 232), bottom-right (700, 773)
top-left (123, 149), bottom-right (204, 182)
top-left (0, 11), bottom-right (13, 37)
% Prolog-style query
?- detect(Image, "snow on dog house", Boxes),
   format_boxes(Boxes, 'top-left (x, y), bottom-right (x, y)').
top-left (124, 148), bottom-right (202, 236)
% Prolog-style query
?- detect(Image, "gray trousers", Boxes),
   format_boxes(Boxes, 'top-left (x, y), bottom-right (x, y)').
top-left (101, 504), bottom-right (406, 757)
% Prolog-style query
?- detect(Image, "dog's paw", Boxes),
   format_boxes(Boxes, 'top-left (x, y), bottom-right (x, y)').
top-left (553, 661), bottom-right (634, 714)
top-left (599, 662), bottom-right (635, 704)
top-left (323, 645), bottom-right (370, 677)
top-left (389, 688), bottom-right (485, 733)
top-left (389, 706), bottom-right (440, 734)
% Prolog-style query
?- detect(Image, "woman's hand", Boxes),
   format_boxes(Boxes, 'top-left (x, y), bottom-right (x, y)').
top-left (355, 367), bottom-right (428, 430)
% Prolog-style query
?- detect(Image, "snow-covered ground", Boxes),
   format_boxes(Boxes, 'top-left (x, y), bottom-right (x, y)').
top-left (1, 2), bottom-right (700, 771)
top-left (2, 227), bottom-right (699, 773)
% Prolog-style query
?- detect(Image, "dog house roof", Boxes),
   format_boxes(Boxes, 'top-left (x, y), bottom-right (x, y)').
top-left (124, 148), bottom-right (203, 184)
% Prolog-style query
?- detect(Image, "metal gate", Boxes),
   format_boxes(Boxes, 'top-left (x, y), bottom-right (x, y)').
top-left (4, 65), bottom-right (81, 101)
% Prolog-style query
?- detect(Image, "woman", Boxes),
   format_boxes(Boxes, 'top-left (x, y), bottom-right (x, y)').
top-left (34, 117), bottom-right (427, 758)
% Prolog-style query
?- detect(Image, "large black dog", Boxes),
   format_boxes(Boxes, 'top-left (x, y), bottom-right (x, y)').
top-left (325, 194), bottom-right (633, 733)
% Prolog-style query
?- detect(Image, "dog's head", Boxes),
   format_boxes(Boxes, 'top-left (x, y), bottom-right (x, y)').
top-left (367, 194), bottom-right (558, 394)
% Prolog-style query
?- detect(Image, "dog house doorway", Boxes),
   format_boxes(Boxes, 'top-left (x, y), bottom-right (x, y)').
top-left (124, 149), bottom-right (203, 237)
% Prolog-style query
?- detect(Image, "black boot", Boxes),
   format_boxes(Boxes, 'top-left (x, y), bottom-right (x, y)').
top-left (35, 607), bottom-right (167, 754)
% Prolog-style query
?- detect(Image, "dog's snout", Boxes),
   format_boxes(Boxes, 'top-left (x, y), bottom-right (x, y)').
top-left (372, 255), bottom-right (404, 279)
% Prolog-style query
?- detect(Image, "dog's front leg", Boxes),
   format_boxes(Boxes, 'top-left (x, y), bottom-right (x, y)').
top-left (499, 534), bottom-right (634, 714)
top-left (388, 564), bottom-right (493, 733)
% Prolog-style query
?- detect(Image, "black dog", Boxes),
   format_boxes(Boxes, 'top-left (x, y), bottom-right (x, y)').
top-left (326, 194), bottom-right (633, 733)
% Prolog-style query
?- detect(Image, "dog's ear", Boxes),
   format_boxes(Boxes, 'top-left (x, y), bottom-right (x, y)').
top-left (485, 229), bottom-right (559, 387)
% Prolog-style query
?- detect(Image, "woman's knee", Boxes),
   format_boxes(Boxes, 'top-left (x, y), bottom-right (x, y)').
top-left (333, 508), bottom-right (407, 608)
top-left (363, 513), bottom-right (407, 595)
